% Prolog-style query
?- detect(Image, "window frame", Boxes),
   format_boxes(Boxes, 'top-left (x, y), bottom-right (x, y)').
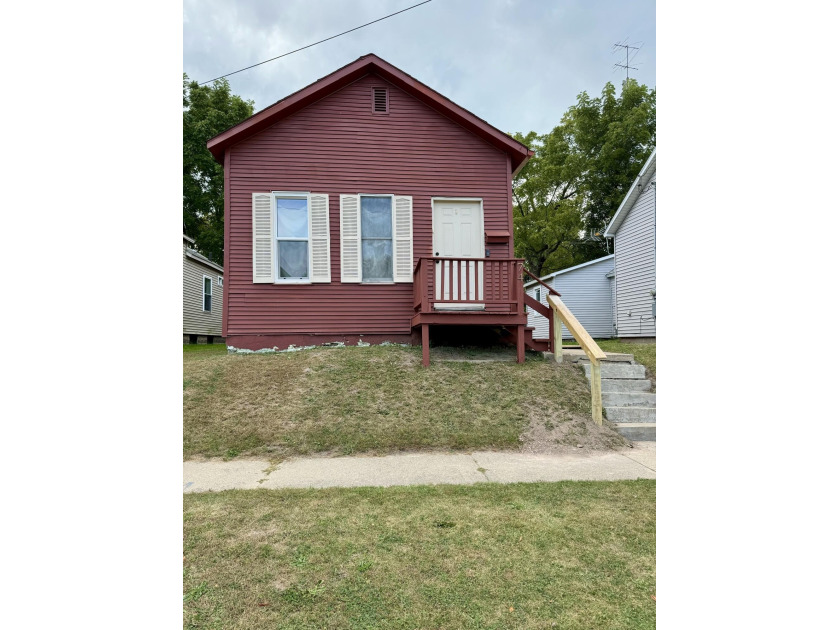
top-left (359, 193), bottom-right (395, 284)
top-left (272, 191), bottom-right (312, 284)
top-left (202, 275), bottom-right (212, 312)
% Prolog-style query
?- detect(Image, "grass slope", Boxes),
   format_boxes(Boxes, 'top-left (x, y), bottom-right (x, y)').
top-left (184, 481), bottom-right (656, 630)
top-left (183, 346), bottom-right (627, 459)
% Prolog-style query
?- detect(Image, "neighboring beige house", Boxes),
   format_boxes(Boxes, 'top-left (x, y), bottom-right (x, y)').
top-left (183, 235), bottom-right (224, 344)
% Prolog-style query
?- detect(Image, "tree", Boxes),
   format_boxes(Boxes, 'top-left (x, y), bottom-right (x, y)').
top-left (566, 80), bottom-right (656, 249)
top-left (511, 129), bottom-right (587, 277)
top-left (183, 74), bottom-right (254, 264)
top-left (512, 79), bottom-right (655, 275)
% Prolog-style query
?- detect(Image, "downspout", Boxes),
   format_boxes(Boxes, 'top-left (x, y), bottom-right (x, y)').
top-left (608, 236), bottom-right (618, 337)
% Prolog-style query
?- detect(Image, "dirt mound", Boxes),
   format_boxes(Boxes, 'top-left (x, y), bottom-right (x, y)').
top-left (518, 361), bottom-right (630, 454)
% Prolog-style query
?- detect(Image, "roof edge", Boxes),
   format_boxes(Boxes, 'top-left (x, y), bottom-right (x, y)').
top-left (185, 249), bottom-right (224, 273)
top-left (524, 254), bottom-right (615, 287)
top-left (604, 148), bottom-right (656, 237)
top-left (206, 54), bottom-right (532, 171)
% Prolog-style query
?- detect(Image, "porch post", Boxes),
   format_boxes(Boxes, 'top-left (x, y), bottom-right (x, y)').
top-left (516, 325), bottom-right (525, 363)
top-left (421, 324), bottom-right (430, 367)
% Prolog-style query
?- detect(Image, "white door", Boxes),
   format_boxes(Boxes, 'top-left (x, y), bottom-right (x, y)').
top-left (432, 200), bottom-right (483, 308)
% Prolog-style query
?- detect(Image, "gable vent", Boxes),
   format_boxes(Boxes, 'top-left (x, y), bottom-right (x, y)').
top-left (372, 87), bottom-right (388, 114)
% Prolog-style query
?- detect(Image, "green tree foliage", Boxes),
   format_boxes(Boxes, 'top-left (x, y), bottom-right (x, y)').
top-left (513, 79), bottom-right (655, 275)
top-left (183, 74), bottom-right (254, 264)
top-left (512, 129), bottom-right (587, 277)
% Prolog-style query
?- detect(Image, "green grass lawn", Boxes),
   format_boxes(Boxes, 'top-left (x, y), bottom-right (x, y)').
top-left (183, 345), bottom-right (628, 460)
top-left (184, 343), bottom-right (228, 354)
top-left (184, 480), bottom-right (656, 630)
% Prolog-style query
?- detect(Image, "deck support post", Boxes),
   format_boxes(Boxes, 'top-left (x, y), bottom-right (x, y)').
top-left (590, 358), bottom-right (602, 425)
top-left (421, 324), bottom-right (430, 367)
top-left (516, 325), bottom-right (525, 363)
top-left (553, 310), bottom-right (563, 363)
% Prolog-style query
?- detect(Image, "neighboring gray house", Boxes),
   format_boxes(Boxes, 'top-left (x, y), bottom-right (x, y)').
top-left (525, 255), bottom-right (616, 340)
top-left (604, 149), bottom-right (656, 340)
top-left (183, 235), bottom-right (224, 344)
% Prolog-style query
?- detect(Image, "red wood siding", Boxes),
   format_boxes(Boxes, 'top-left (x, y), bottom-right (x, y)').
top-left (226, 73), bottom-right (514, 343)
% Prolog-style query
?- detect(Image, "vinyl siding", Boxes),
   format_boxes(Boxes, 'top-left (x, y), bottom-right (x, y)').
top-left (525, 256), bottom-right (615, 339)
top-left (614, 173), bottom-right (656, 337)
top-left (183, 241), bottom-right (224, 336)
top-left (226, 73), bottom-right (512, 338)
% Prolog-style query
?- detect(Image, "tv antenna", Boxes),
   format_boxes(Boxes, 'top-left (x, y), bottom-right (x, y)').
top-left (612, 39), bottom-right (641, 83)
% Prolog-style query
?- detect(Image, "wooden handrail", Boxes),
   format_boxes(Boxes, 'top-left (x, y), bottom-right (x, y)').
top-left (547, 294), bottom-right (607, 425)
top-left (523, 267), bottom-right (561, 297)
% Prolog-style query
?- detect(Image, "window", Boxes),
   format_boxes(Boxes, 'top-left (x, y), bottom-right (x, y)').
top-left (536, 288), bottom-right (541, 302)
top-left (361, 195), bottom-right (393, 282)
top-left (339, 193), bottom-right (411, 284)
top-left (372, 87), bottom-right (388, 113)
top-left (217, 276), bottom-right (223, 287)
top-left (202, 276), bottom-right (212, 311)
top-left (275, 194), bottom-right (309, 281)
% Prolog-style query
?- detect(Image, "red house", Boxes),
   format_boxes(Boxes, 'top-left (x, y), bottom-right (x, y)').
top-left (207, 54), bottom-right (545, 365)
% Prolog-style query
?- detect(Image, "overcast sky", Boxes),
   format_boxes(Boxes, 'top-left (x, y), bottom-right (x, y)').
top-left (183, 0), bottom-right (655, 136)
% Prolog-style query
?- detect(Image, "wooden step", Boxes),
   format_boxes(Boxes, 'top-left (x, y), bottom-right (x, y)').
top-left (525, 337), bottom-right (550, 352)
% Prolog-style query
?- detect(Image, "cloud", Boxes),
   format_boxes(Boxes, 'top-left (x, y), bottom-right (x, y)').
top-left (184, 0), bottom-right (655, 134)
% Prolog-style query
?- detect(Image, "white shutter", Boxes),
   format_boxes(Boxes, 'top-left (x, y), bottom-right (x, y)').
top-left (393, 195), bottom-right (413, 283)
top-left (340, 194), bottom-right (361, 283)
top-left (252, 193), bottom-right (274, 283)
top-left (309, 193), bottom-right (331, 283)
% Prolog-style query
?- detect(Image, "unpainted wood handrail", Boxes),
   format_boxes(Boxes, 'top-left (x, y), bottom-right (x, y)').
top-left (547, 294), bottom-right (607, 425)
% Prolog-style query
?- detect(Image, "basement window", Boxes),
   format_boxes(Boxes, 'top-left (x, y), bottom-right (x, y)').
top-left (372, 87), bottom-right (389, 114)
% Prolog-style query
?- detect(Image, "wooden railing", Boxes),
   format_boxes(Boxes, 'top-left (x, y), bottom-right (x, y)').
top-left (523, 267), bottom-right (561, 298)
top-left (547, 294), bottom-right (608, 425)
top-left (522, 267), bottom-right (561, 353)
top-left (413, 257), bottom-right (524, 314)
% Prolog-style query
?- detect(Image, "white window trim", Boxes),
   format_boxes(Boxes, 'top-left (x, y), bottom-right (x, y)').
top-left (359, 193), bottom-right (396, 284)
top-left (202, 275), bottom-right (212, 312)
top-left (272, 191), bottom-right (312, 284)
top-left (217, 276), bottom-right (223, 287)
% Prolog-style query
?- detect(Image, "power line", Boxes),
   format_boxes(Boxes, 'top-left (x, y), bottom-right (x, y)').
top-left (198, 0), bottom-right (433, 85)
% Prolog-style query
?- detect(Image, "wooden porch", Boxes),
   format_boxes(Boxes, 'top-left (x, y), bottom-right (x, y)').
top-left (411, 257), bottom-right (553, 366)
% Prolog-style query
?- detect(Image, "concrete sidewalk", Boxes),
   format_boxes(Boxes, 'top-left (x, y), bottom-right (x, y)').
top-left (183, 443), bottom-right (655, 493)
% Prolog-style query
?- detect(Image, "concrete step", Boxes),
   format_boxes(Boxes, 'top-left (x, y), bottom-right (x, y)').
top-left (602, 392), bottom-right (656, 407)
top-left (563, 349), bottom-right (634, 364)
top-left (615, 423), bottom-right (656, 441)
top-left (605, 406), bottom-right (656, 422)
top-left (582, 362), bottom-right (646, 379)
top-left (599, 378), bottom-right (652, 392)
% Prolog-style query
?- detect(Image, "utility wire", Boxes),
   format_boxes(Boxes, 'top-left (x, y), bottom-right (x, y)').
top-left (199, 0), bottom-right (433, 85)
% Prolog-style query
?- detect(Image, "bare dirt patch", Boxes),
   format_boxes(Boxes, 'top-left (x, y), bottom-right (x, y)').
top-left (517, 361), bottom-right (629, 454)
